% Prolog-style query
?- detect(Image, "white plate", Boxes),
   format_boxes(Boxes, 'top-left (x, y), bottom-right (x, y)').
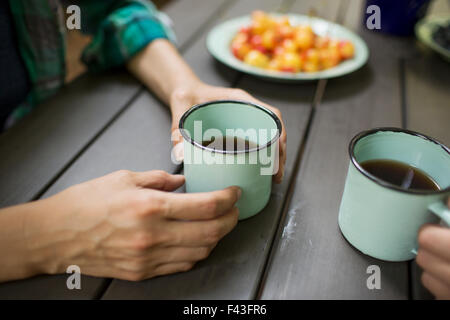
top-left (207, 14), bottom-right (370, 81)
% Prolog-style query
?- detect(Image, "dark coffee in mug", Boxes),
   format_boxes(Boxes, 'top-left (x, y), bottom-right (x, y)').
top-left (360, 159), bottom-right (440, 191)
top-left (201, 136), bottom-right (258, 151)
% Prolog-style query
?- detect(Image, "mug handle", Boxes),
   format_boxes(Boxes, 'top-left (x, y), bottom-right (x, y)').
top-left (411, 201), bottom-right (450, 256)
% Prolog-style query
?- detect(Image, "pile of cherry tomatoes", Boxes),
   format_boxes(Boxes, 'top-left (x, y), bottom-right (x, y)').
top-left (231, 11), bottom-right (355, 73)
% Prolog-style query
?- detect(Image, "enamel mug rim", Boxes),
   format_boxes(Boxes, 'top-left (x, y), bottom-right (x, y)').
top-left (349, 127), bottom-right (450, 195)
top-left (178, 100), bottom-right (282, 154)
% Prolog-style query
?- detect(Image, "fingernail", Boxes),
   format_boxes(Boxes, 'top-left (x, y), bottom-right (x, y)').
top-left (172, 143), bottom-right (184, 163)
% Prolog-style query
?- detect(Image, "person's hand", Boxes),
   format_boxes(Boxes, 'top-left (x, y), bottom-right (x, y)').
top-left (169, 83), bottom-right (287, 184)
top-left (417, 198), bottom-right (450, 299)
top-left (126, 40), bottom-right (286, 182)
top-left (37, 170), bottom-right (240, 281)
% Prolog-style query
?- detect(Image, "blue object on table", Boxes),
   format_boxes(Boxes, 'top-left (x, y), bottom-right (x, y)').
top-left (364, 0), bottom-right (431, 36)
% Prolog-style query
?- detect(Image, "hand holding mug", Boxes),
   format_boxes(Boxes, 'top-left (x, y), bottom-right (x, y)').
top-left (338, 128), bottom-right (450, 262)
top-left (0, 170), bottom-right (241, 282)
top-left (169, 84), bottom-right (287, 183)
top-left (417, 198), bottom-right (450, 300)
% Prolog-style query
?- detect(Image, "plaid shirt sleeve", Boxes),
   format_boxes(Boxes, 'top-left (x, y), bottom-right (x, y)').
top-left (77, 0), bottom-right (176, 71)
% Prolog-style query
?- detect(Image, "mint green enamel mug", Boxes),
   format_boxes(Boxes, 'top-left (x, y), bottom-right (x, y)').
top-left (179, 100), bottom-right (282, 220)
top-left (338, 128), bottom-right (450, 262)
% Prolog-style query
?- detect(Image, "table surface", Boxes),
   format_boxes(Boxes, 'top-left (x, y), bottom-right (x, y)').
top-left (0, 0), bottom-right (449, 299)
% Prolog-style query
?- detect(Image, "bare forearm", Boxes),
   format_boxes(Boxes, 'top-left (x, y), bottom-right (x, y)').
top-left (0, 200), bottom-right (52, 282)
top-left (0, 192), bottom-right (81, 282)
top-left (126, 39), bottom-right (202, 106)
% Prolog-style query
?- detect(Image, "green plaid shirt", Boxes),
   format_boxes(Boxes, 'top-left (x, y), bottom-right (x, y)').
top-left (6, 0), bottom-right (175, 128)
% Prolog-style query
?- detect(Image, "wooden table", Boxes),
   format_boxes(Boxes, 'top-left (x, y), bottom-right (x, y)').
top-left (0, 0), bottom-right (448, 300)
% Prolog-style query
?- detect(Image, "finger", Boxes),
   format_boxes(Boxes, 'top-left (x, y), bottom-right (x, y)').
top-left (254, 99), bottom-right (286, 145)
top-left (152, 262), bottom-right (196, 277)
top-left (151, 246), bottom-right (214, 264)
top-left (273, 111), bottom-right (286, 145)
top-left (77, 262), bottom-right (153, 283)
top-left (88, 263), bottom-right (194, 281)
top-left (251, 102), bottom-right (286, 184)
top-left (274, 162), bottom-right (284, 184)
top-left (418, 224), bottom-right (450, 262)
top-left (162, 186), bottom-right (241, 220)
top-left (171, 142), bottom-right (184, 163)
top-left (171, 128), bottom-right (183, 147)
top-left (274, 143), bottom-right (286, 184)
top-left (416, 249), bottom-right (450, 287)
top-left (132, 171), bottom-right (185, 191)
top-left (421, 271), bottom-right (450, 300)
top-left (164, 207), bottom-right (239, 246)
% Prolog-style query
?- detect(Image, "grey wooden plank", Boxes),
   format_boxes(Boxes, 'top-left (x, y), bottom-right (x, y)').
top-left (411, 264), bottom-right (434, 300)
top-left (405, 56), bottom-right (450, 147)
top-left (0, 72), bottom-right (140, 208)
top-left (41, 92), bottom-right (177, 197)
top-left (0, 0), bottom-right (229, 299)
top-left (101, 0), bottom-right (318, 299)
top-left (0, 274), bottom-right (107, 300)
top-left (260, 1), bottom-right (414, 299)
top-left (289, 0), bottom-right (342, 20)
top-left (164, 0), bottom-right (230, 49)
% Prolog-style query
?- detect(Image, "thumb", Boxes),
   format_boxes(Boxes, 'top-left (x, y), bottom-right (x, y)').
top-left (133, 170), bottom-right (185, 191)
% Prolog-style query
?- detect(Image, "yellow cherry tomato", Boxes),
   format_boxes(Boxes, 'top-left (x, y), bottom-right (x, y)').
top-left (328, 39), bottom-right (339, 50)
top-left (261, 30), bottom-right (276, 50)
top-left (303, 61), bottom-right (320, 72)
top-left (320, 47), bottom-right (341, 69)
top-left (282, 39), bottom-right (297, 52)
top-left (280, 52), bottom-right (302, 72)
top-left (231, 42), bottom-right (251, 60)
top-left (233, 32), bottom-right (248, 44)
top-left (251, 10), bottom-right (273, 35)
top-left (339, 40), bottom-right (355, 59)
top-left (267, 57), bottom-right (282, 71)
top-left (305, 48), bottom-right (320, 65)
top-left (252, 10), bottom-right (267, 22)
top-left (314, 36), bottom-right (330, 49)
top-left (294, 29), bottom-right (314, 50)
top-left (297, 24), bottom-right (313, 34)
top-left (244, 50), bottom-right (270, 68)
